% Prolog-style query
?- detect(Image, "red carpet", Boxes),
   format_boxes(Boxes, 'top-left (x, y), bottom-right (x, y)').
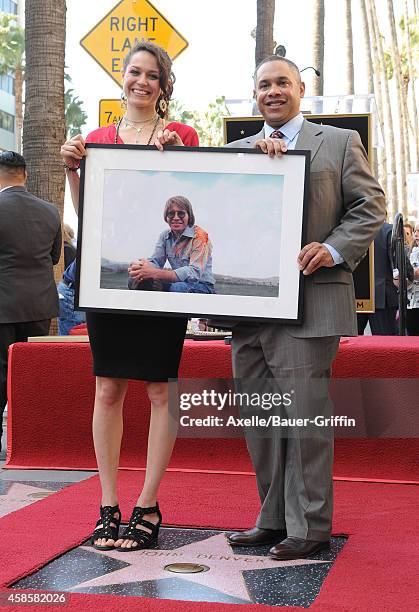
top-left (0, 471), bottom-right (418, 611)
top-left (5, 337), bottom-right (419, 482)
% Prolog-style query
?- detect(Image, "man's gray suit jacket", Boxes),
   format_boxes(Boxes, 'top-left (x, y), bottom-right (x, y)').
top-left (224, 119), bottom-right (386, 337)
top-left (0, 186), bottom-right (62, 324)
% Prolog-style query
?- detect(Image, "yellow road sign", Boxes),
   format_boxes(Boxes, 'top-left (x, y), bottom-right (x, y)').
top-left (80, 0), bottom-right (188, 86)
top-left (99, 99), bottom-right (124, 127)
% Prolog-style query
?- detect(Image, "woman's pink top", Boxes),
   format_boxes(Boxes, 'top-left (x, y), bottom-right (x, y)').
top-left (85, 121), bottom-right (199, 146)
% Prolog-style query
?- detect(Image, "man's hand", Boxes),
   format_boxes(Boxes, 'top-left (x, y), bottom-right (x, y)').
top-left (254, 138), bottom-right (287, 158)
top-left (128, 259), bottom-right (158, 281)
top-left (297, 242), bottom-right (334, 275)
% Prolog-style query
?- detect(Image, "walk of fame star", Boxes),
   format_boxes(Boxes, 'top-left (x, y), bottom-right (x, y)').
top-left (74, 533), bottom-right (328, 602)
top-left (0, 483), bottom-right (52, 518)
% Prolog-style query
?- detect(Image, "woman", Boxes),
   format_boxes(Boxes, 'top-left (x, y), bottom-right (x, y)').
top-left (129, 195), bottom-right (215, 294)
top-left (57, 259), bottom-right (86, 335)
top-left (61, 42), bottom-right (198, 552)
top-left (407, 221), bottom-right (419, 335)
top-left (63, 223), bottom-right (76, 269)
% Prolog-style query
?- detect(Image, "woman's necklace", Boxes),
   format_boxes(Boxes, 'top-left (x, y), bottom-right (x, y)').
top-left (114, 114), bottom-right (162, 145)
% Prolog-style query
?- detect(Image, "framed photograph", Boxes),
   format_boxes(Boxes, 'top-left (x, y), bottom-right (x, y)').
top-left (75, 145), bottom-right (309, 323)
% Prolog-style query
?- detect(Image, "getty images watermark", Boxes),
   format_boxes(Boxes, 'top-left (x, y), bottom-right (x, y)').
top-left (177, 389), bottom-right (356, 430)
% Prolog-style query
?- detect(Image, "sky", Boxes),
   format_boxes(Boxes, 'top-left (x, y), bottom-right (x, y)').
top-left (66, 0), bottom-right (382, 129)
top-left (64, 0), bottom-right (399, 229)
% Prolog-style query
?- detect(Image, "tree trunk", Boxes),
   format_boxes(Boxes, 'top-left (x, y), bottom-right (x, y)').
top-left (255, 0), bottom-right (275, 67)
top-left (360, 0), bottom-right (378, 177)
top-left (23, 0), bottom-right (67, 331)
top-left (404, 0), bottom-right (419, 170)
top-left (23, 0), bottom-right (66, 213)
top-left (344, 0), bottom-right (355, 94)
top-left (386, 0), bottom-right (408, 217)
top-left (312, 0), bottom-right (325, 97)
top-left (368, 0), bottom-right (398, 217)
top-left (365, 0), bottom-right (387, 192)
top-left (14, 65), bottom-right (23, 153)
top-left (360, 0), bottom-right (374, 96)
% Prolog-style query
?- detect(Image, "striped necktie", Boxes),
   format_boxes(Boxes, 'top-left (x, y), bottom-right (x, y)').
top-left (270, 129), bottom-right (284, 139)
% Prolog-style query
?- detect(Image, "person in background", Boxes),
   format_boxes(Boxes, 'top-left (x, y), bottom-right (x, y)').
top-left (63, 223), bottom-right (77, 268)
top-left (57, 259), bottom-right (86, 335)
top-left (58, 223), bottom-right (83, 335)
top-left (0, 151), bottom-right (61, 452)
top-left (404, 222), bottom-right (414, 251)
top-left (407, 221), bottom-right (419, 335)
top-left (61, 41), bottom-right (198, 553)
top-left (357, 222), bottom-right (399, 335)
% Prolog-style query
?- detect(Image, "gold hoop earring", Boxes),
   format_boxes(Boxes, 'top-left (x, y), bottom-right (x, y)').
top-left (121, 90), bottom-right (127, 110)
top-left (159, 98), bottom-right (167, 115)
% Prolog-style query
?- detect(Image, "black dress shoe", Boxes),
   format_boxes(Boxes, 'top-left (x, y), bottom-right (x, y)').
top-left (269, 537), bottom-right (330, 560)
top-left (227, 527), bottom-right (287, 547)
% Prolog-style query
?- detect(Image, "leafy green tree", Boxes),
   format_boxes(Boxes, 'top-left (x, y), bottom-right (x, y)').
top-left (194, 96), bottom-right (230, 146)
top-left (169, 97), bottom-right (230, 146)
top-left (65, 73), bottom-right (87, 137)
top-left (168, 98), bottom-right (196, 126)
top-left (1, 13), bottom-right (87, 149)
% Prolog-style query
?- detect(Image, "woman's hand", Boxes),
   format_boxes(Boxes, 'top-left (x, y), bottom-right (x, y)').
top-left (128, 259), bottom-right (158, 281)
top-left (60, 134), bottom-right (86, 169)
top-left (153, 129), bottom-right (184, 151)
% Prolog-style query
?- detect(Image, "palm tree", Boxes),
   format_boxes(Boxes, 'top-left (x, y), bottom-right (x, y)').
top-left (64, 73), bottom-right (87, 137)
top-left (367, 0), bottom-right (398, 216)
top-left (401, 1), bottom-right (418, 170)
top-left (312, 0), bottom-right (325, 97)
top-left (23, 0), bottom-right (67, 305)
top-left (344, 0), bottom-right (354, 112)
top-left (65, 90), bottom-right (87, 138)
top-left (386, 0), bottom-right (408, 215)
top-left (23, 0), bottom-right (66, 215)
top-left (361, 0), bottom-right (374, 96)
top-left (344, 0), bottom-right (355, 93)
top-left (360, 0), bottom-right (378, 178)
top-left (255, 0), bottom-right (275, 66)
top-left (0, 13), bottom-right (24, 152)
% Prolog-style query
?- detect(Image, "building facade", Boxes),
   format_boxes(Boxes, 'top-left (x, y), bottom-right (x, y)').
top-left (0, 0), bottom-right (22, 151)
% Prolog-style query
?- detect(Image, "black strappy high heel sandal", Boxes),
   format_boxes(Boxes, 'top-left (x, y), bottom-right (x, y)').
top-left (90, 504), bottom-right (121, 550)
top-left (117, 503), bottom-right (162, 552)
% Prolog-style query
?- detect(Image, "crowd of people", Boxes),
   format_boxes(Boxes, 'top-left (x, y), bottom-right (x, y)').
top-left (404, 221), bottom-right (419, 335)
top-left (357, 219), bottom-right (419, 336)
top-left (0, 40), bottom-right (417, 564)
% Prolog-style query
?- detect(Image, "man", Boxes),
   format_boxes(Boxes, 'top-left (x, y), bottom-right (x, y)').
top-left (0, 151), bottom-right (61, 450)
top-left (226, 57), bottom-right (386, 560)
top-left (357, 222), bottom-right (404, 336)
